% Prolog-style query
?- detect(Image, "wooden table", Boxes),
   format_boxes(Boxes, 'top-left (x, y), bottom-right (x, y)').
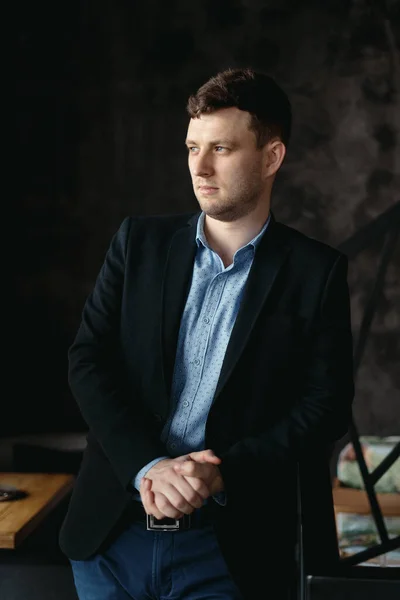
top-left (0, 472), bottom-right (74, 549)
top-left (332, 478), bottom-right (400, 566)
top-left (332, 478), bottom-right (400, 516)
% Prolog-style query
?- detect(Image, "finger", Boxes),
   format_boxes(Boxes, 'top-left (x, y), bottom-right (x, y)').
top-left (154, 492), bottom-right (185, 519)
top-left (173, 465), bottom-right (212, 499)
top-left (155, 466), bottom-right (207, 510)
top-left (142, 479), bottom-right (166, 519)
top-left (148, 464), bottom-right (206, 512)
top-left (142, 477), bottom-right (151, 489)
top-left (140, 479), bottom-right (159, 517)
top-left (143, 482), bottom-right (186, 519)
top-left (174, 461), bottom-right (213, 477)
top-left (146, 490), bottom-right (166, 520)
top-left (176, 463), bottom-right (220, 495)
top-left (139, 476), bottom-right (151, 500)
top-left (182, 475), bottom-right (210, 499)
top-left (160, 476), bottom-right (205, 512)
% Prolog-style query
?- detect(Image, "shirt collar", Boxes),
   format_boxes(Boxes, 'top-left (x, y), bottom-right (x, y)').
top-left (195, 211), bottom-right (271, 251)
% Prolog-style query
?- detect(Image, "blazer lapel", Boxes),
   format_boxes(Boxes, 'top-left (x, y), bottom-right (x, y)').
top-left (214, 215), bottom-right (291, 400)
top-left (161, 214), bottom-right (199, 404)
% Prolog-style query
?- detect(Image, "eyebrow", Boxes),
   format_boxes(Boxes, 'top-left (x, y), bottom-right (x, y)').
top-left (185, 139), bottom-right (235, 146)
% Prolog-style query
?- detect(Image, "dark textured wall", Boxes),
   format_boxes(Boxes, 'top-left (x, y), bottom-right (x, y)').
top-left (12, 0), bottom-right (399, 438)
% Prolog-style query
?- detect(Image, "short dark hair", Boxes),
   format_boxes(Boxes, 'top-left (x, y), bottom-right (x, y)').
top-left (186, 67), bottom-right (292, 148)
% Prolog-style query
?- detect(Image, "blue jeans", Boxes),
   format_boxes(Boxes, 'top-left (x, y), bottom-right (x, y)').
top-left (70, 519), bottom-right (244, 599)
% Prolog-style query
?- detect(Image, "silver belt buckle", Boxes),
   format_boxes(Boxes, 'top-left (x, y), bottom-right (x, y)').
top-left (146, 514), bottom-right (191, 531)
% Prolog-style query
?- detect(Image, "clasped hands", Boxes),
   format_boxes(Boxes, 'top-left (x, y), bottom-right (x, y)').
top-left (140, 449), bottom-right (224, 520)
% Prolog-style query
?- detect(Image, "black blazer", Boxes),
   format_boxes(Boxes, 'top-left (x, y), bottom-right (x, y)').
top-left (59, 212), bottom-right (354, 597)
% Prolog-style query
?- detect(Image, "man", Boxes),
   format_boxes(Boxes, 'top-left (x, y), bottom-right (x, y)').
top-left (60, 67), bottom-right (354, 599)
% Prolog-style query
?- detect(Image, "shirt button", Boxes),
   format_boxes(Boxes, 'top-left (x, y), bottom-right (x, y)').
top-left (204, 317), bottom-right (210, 324)
top-left (194, 359), bottom-right (200, 366)
top-left (170, 442), bottom-right (176, 449)
top-left (183, 401), bottom-right (189, 407)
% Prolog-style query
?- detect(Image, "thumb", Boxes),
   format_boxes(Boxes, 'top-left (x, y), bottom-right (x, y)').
top-left (188, 449), bottom-right (222, 464)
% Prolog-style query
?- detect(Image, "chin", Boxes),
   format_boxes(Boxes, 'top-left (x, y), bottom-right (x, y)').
top-left (196, 195), bottom-right (239, 220)
top-left (202, 208), bottom-right (238, 222)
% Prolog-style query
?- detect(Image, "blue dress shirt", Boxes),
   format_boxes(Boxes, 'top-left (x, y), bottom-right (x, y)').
top-left (132, 212), bottom-right (271, 502)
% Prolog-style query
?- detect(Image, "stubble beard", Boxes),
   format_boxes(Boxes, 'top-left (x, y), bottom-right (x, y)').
top-left (196, 178), bottom-right (264, 223)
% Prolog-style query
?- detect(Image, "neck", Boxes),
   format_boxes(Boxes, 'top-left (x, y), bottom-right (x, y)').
top-left (203, 204), bottom-right (270, 267)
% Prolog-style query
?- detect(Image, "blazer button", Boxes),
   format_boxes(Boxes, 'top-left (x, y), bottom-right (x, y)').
top-left (154, 413), bottom-right (162, 422)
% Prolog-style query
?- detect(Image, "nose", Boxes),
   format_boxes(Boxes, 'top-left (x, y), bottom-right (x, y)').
top-left (190, 151), bottom-right (214, 177)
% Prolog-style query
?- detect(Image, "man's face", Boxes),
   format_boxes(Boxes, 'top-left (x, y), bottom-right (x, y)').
top-left (186, 107), bottom-right (267, 222)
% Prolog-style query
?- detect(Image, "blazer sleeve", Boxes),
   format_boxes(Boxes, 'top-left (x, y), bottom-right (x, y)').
top-left (219, 253), bottom-right (354, 497)
top-left (68, 217), bottom-right (167, 491)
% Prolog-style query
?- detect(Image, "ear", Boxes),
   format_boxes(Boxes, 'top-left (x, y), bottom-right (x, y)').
top-left (263, 140), bottom-right (286, 178)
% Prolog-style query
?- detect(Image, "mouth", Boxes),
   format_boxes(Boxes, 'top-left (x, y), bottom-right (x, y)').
top-left (198, 186), bottom-right (219, 195)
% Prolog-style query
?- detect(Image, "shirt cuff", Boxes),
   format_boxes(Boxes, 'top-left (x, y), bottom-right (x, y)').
top-left (133, 456), bottom-right (169, 491)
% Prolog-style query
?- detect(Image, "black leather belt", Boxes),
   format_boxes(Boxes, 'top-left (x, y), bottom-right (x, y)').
top-left (146, 513), bottom-right (192, 531)
top-left (126, 501), bottom-right (214, 531)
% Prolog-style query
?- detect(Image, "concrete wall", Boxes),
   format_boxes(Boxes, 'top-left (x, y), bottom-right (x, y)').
top-left (12, 0), bottom-right (399, 438)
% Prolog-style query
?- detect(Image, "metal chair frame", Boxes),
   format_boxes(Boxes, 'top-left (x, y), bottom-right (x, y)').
top-left (296, 202), bottom-right (400, 599)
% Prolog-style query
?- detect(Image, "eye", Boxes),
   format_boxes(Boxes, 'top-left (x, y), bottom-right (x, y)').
top-left (215, 146), bottom-right (227, 152)
top-left (188, 146), bottom-right (199, 153)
